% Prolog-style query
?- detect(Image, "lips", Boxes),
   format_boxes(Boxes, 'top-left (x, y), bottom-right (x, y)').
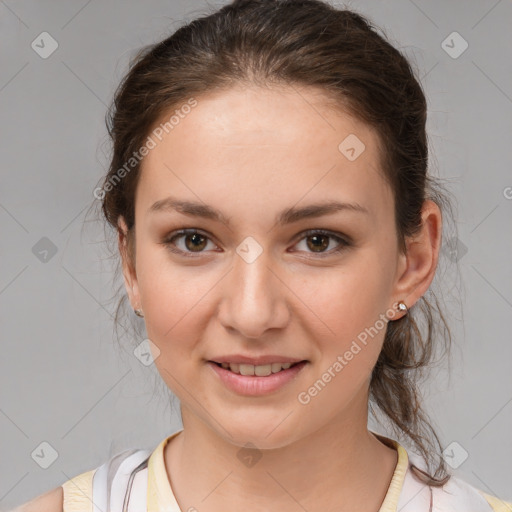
top-left (207, 359), bottom-right (308, 395)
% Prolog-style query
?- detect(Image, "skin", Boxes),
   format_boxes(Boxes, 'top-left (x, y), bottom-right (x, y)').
top-left (11, 486), bottom-right (62, 511)
top-left (118, 84), bottom-right (442, 512)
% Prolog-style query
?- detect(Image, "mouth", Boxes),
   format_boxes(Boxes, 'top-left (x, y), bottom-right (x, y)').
top-left (208, 360), bottom-right (308, 376)
top-left (206, 359), bottom-right (309, 395)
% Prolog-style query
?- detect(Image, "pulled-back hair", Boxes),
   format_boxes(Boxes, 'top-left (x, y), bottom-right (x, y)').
top-left (93, 0), bottom-right (459, 486)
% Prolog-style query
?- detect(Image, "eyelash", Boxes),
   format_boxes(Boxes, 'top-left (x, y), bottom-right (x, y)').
top-left (161, 228), bottom-right (351, 259)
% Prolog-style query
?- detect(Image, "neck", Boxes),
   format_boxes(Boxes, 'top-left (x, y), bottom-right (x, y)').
top-left (164, 402), bottom-right (398, 512)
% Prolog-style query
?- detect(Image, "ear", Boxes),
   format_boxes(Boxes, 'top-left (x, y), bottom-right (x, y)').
top-left (391, 199), bottom-right (442, 314)
top-left (118, 216), bottom-right (141, 311)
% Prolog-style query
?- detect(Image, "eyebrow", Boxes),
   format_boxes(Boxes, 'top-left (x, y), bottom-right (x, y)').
top-left (149, 196), bottom-right (369, 226)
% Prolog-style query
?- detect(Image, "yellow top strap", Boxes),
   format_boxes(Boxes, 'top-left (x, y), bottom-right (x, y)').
top-left (147, 430), bottom-right (183, 512)
top-left (61, 469), bottom-right (94, 512)
top-left (481, 491), bottom-right (512, 512)
top-left (375, 440), bottom-right (409, 511)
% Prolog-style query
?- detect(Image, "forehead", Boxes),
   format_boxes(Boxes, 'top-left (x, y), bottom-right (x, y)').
top-left (136, 84), bottom-right (393, 226)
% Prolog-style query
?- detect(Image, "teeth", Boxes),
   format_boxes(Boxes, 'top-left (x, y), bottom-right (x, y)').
top-left (240, 364), bottom-right (256, 376)
top-left (271, 362), bottom-right (284, 373)
top-left (219, 362), bottom-right (296, 375)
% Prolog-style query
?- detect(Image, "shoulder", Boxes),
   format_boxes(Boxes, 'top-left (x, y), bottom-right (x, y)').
top-left (10, 486), bottom-right (63, 512)
top-left (400, 452), bottom-right (512, 512)
top-left (61, 468), bottom-right (96, 512)
top-left (435, 474), bottom-right (512, 512)
top-left (12, 445), bottom-right (148, 512)
top-left (14, 468), bottom-right (96, 512)
top-left (480, 489), bottom-right (512, 512)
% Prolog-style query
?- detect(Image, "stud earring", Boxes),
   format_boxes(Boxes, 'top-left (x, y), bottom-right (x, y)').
top-left (396, 301), bottom-right (408, 315)
top-left (134, 308), bottom-right (144, 318)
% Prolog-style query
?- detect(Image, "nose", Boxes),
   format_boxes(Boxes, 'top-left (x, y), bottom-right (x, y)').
top-left (216, 247), bottom-right (290, 339)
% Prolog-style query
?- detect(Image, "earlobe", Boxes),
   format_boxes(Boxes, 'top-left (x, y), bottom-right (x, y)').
top-left (391, 200), bottom-right (442, 312)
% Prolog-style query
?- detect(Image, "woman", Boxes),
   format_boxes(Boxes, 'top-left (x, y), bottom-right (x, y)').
top-left (15, 0), bottom-right (511, 510)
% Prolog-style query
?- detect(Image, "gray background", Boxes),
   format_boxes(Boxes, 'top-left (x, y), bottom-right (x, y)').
top-left (1, 0), bottom-right (511, 509)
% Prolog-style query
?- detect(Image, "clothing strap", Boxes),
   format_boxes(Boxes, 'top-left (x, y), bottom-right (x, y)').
top-left (92, 448), bottom-right (151, 512)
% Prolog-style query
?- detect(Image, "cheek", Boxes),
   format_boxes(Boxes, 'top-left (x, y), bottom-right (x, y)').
top-left (296, 254), bottom-right (395, 402)
top-left (142, 271), bottom-right (212, 395)
top-left (142, 276), bottom-right (210, 348)
top-left (294, 267), bottom-right (391, 418)
top-left (136, 248), bottom-right (221, 372)
top-left (303, 255), bottom-right (393, 341)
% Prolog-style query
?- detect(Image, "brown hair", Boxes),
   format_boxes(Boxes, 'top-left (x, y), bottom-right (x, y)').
top-left (91, 0), bottom-right (461, 486)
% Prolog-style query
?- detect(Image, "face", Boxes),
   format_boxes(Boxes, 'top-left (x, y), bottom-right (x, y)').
top-left (118, 84), bottom-right (439, 449)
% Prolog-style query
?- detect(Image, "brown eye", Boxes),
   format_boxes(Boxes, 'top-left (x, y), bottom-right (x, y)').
top-left (306, 233), bottom-right (330, 253)
top-left (183, 232), bottom-right (208, 252)
top-left (162, 229), bottom-right (217, 257)
top-left (293, 229), bottom-right (350, 257)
